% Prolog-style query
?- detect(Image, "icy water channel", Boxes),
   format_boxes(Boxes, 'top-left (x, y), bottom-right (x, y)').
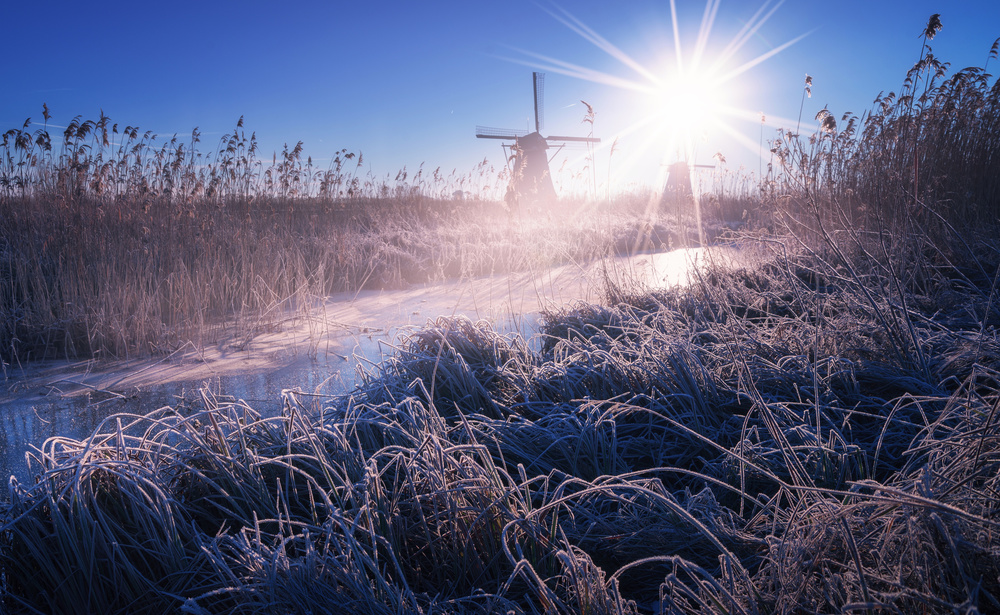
top-left (1, 246), bottom-right (737, 482)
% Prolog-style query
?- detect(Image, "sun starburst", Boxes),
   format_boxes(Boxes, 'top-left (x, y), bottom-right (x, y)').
top-left (503, 0), bottom-right (809, 192)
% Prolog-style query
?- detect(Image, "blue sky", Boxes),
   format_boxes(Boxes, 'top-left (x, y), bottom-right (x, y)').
top-left (3, 0), bottom-right (999, 194)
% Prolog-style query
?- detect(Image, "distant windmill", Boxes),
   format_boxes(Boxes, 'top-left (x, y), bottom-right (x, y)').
top-left (476, 72), bottom-right (599, 205)
top-left (659, 158), bottom-right (718, 248)
top-left (659, 160), bottom-right (715, 210)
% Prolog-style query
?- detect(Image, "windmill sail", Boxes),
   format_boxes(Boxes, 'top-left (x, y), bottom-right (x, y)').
top-left (475, 126), bottom-right (528, 139)
top-left (533, 72), bottom-right (544, 133)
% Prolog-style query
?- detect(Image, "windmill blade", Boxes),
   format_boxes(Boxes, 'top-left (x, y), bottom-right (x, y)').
top-left (546, 135), bottom-right (601, 143)
top-left (476, 126), bottom-right (527, 139)
top-left (533, 72), bottom-right (545, 133)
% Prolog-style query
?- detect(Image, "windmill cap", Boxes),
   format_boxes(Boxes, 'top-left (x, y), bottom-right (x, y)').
top-left (515, 132), bottom-right (548, 149)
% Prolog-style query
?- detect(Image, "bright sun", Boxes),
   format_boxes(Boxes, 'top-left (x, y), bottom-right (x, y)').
top-left (650, 70), bottom-right (723, 141)
top-left (504, 0), bottom-right (808, 190)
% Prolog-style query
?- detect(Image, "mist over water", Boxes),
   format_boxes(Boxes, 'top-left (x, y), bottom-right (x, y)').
top-left (1, 246), bottom-right (731, 482)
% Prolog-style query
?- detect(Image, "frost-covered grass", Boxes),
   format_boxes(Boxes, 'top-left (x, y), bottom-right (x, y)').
top-left (3, 227), bottom-right (999, 613)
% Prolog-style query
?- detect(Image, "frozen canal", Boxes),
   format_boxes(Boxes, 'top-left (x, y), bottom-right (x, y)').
top-left (1, 246), bottom-right (737, 481)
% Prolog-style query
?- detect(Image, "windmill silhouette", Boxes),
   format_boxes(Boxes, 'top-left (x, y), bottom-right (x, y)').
top-left (476, 72), bottom-right (599, 206)
top-left (659, 159), bottom-right (715, 210)
top-left (658, 157), bottom-right (718, 248)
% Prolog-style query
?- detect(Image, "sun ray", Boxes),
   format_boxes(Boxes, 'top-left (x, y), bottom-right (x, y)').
top-left (693, 0), bottom-right (722, 68)
top-left (716, 119), bottom-right (775, 159)
top-left (497, 48), bottom-right (648, 92)
top-left (713, 0), bottom-right (785, 70)
top-left (541, 5), bottom-right (663, 86)
top-left (715, 103), bottom-right (797, 127)
top-left (669, 0), bottom-right (685, 71)
top-left (716, 30), bottom-right (813, 83)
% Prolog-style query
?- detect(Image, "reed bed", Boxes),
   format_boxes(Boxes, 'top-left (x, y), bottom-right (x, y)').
top-left (0, 111), bottom-right (695, 363)
top-left (761, 19), bottom-right (1000, 237)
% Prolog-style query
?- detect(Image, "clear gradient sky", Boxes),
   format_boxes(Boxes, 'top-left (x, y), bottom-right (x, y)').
top-left (3, 1), bottom-right (999, 194)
